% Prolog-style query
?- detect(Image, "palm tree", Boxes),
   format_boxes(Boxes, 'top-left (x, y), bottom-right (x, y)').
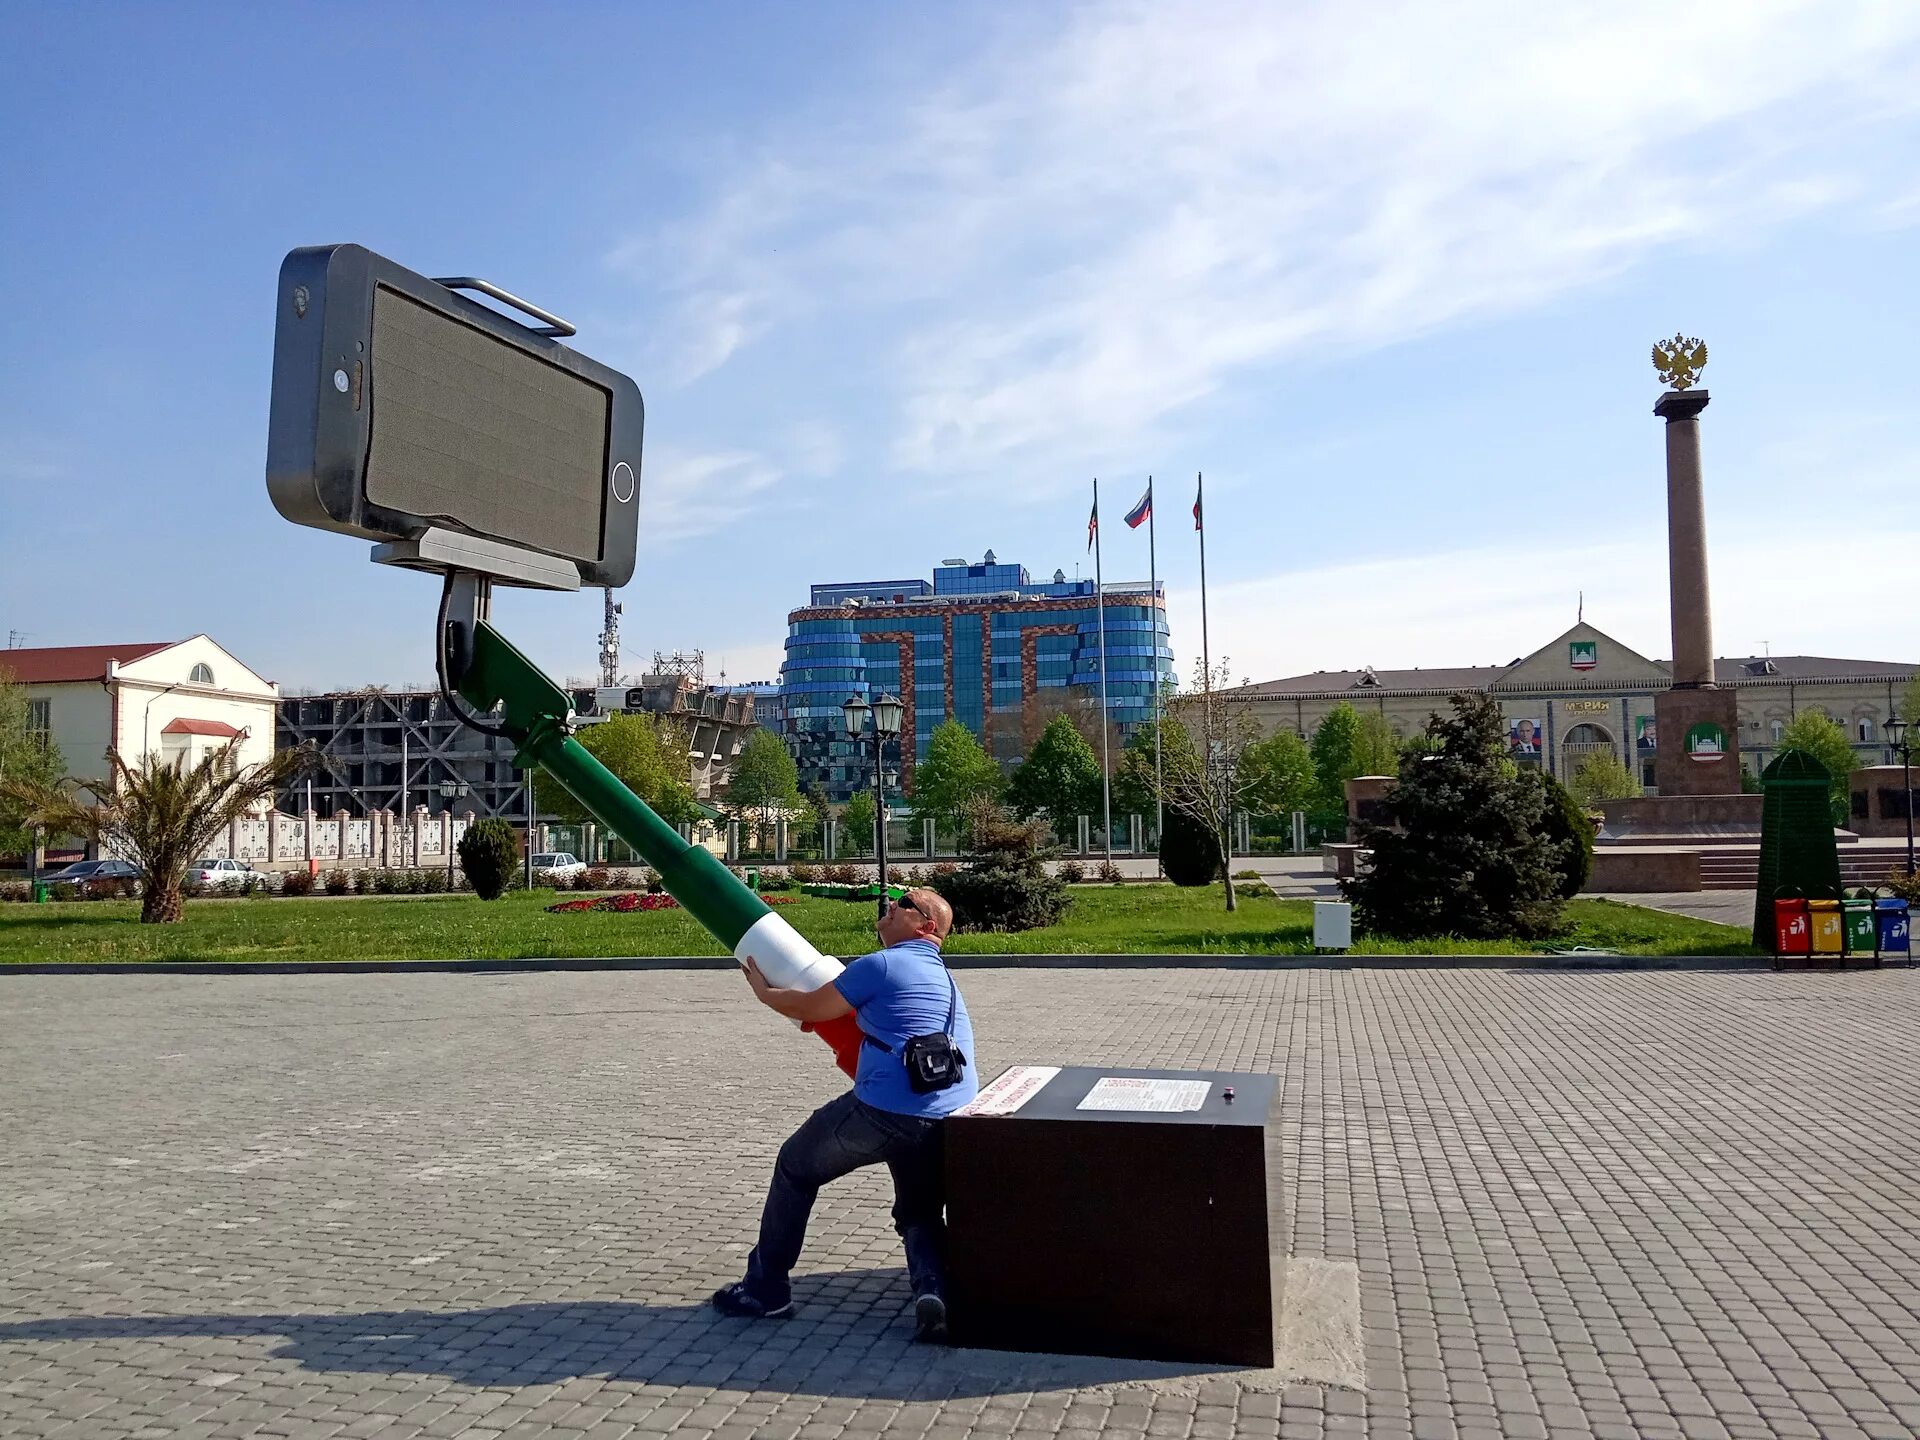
top-left (2, 742), bottom-right (314, 923)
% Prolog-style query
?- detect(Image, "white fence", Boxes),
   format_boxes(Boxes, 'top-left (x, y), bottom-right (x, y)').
top-left (196, 807), bottom-right (475, 870)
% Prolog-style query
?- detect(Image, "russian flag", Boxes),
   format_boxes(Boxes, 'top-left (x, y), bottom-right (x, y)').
top-left (1123, 485), bottom-right (1152, 529)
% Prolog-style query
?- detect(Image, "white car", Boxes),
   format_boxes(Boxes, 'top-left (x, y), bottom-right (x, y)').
top-left (187, 857), bottom-right (259, 887)
top-left (530, 852), bottom-right (588, 882)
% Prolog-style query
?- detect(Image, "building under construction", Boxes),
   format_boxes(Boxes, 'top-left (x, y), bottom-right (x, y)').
top-left (276, 666), bottom-right (758, 822)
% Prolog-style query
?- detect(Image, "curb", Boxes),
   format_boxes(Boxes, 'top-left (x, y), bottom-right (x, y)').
top-left (0, 952), bottom-right (1789, 977)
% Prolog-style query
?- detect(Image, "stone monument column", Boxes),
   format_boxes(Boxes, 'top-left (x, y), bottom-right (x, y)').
top-left (1648, 337), bottom-right (1742, 799)
top-left (1658, 387), bottom-right (1714, 688)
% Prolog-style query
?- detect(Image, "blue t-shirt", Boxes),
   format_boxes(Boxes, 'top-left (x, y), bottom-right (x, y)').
top-left (832, 937), bottom-right (978, 1118)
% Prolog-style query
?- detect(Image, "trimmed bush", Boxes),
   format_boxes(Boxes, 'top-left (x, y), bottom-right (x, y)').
top-left (1096, 861), bottom-right (1124, 884)
top-left (0, 881), bottom-right (28, 903)
top-left (321, 868), bottom-right (351, 896)
top-left (1056, 859), bottom-right (1086, 884)
top-left (459, 818), bottom-right (520, 901)
top-left (1160, 807), bottom-right (1222, 887)
top-left (280, 869), bottom-right (316, 897)
top-left (929, 809), bottom-right (1070, 933)
top-left (788, 861), bottom-right (817, 885)
top-left (1538, 772), bottom-right (1595, 901)
top-left (586, 867), bottom-right (611, 891)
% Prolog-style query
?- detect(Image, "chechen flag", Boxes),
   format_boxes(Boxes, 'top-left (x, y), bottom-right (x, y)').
top-left (1087, 497), bottom-right (1098, 551)
top-left (1123, 485), bottom-right (1152, 529)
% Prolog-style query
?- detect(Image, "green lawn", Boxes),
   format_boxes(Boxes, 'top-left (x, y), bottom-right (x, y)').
top-left (0, 885), bottom-right (1762, 964)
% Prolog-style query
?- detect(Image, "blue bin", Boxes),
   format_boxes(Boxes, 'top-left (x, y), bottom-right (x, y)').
top-left (1877, 898), bottom-right (1910, 957)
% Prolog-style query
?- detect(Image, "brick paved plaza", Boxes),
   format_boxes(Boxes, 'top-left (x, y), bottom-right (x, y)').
top-left (4, 964), bottom-right (1919, 1440)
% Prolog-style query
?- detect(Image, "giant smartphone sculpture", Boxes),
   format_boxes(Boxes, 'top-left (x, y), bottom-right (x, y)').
top-left (267, 244), bottom-right (863, 1075)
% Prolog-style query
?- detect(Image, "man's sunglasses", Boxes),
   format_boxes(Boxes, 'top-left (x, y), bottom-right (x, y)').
top-left (892, 896), bottom-right (921, 914)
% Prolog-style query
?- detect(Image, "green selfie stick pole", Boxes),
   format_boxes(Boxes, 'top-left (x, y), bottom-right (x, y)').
top-left (454, 613), bottom-right (865, 1076)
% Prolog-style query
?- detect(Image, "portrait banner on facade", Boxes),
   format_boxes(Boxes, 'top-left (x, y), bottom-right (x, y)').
top-left (1508, 718), bottom-right (1543, 761)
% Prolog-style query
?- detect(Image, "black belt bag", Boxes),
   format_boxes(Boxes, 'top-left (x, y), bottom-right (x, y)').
top-left (862, 971), bottom-right (967, 1094)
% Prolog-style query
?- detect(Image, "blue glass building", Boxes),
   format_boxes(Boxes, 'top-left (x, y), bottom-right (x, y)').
top-left (781, 554), bottom-right (1174, 802)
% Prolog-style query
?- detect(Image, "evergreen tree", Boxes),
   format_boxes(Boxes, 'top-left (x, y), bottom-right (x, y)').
top-left (1344, 694), bottom-right (1571, 940)
top-left (1160, 804), bottom-right (1222, 887)
top-left (929, 805), bottom-right (1070, 932)
top-left (1537, 770), bottom-right (1595, 900)
top-left (459, 817), bottom-right (520, 901)
top-left (1006, 715), bottom-right (1102, 839)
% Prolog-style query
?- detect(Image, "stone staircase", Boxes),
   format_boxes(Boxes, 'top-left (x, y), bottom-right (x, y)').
top-left (1698, 847), bottom-right (1910, 892)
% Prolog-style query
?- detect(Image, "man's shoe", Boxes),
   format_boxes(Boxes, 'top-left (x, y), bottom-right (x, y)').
top-left (711, 1283), bottom-right (792, 1320)
top-left (913, 1293), bottom-right (948, 1344)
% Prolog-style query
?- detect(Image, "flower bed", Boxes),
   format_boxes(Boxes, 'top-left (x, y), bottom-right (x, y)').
top-left (544, 891), bottom-right (797, 915)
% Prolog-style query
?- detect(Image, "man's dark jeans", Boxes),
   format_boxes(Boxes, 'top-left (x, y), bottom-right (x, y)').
top-left (743, 1090), bottom-right (946, 1308)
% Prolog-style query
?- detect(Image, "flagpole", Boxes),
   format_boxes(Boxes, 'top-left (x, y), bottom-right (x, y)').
top-left (1147, 475), bottom-right (1163, 873)
top-left (1093, 478), bottom-right (1114, 870)
top-left (1196, 471), bottom-right (1213, 836)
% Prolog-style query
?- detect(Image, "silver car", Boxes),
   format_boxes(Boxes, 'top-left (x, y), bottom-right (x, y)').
top-left (187, 857), bottom-right (259, 887)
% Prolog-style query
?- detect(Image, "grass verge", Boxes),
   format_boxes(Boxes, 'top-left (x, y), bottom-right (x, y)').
top-left (0, 885), bottom-right (1762, 964)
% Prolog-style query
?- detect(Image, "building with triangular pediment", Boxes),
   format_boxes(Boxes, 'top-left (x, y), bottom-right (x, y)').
top-left (1222, 622), bottom-right (1914, 793)
top-left (3, 636), bottom-right (279, 782)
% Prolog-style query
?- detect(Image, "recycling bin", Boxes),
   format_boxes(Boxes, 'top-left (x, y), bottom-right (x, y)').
top-left (1842, 894), bottom-right (1879, 958)
top-left (1772, 896), bottom-right (1810, 957)
top-left (1807, 899), bottom-right (1844, 956)
top-left (33, 881), bottom-right (52, 903)
top-left (1878, 898), bottom-right (1911, 959)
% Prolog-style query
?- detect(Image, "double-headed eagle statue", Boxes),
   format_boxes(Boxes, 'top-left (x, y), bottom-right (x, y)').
top-left (1652, 334), bottom-right (1708, 391)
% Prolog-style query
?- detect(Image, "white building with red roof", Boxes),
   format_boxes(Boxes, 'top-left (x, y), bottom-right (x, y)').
top-left (1, 636), bottom-right (278, 785)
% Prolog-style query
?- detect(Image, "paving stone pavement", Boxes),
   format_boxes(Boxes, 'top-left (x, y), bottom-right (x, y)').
top-left (4, 965), bottom-right (1919, 1440)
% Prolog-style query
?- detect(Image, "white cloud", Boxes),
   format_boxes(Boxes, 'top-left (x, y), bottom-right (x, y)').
top-left (627, 0), bottom-right (1920, 487)
top-left (634, 446), bottom-right (783, 544)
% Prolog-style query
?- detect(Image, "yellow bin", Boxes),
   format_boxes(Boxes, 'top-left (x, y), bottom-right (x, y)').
top-left (1808, 898), bottom-right (1845, 955)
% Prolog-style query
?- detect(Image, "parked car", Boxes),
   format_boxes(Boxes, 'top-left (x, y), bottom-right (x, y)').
top-left (529, 852), bottom-right (588, 882)
top-left (187, 857), bottom-right (260, 887)
top-left (42, 859), bottom-right (142, 884)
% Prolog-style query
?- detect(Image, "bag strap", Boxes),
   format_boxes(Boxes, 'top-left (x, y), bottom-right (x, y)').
top-left (858, 957), bottom-right (959, 1056)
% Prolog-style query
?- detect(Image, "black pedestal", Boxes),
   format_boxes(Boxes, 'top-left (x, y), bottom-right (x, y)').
top-left (945, 1065), bottom-right (1283, 1366)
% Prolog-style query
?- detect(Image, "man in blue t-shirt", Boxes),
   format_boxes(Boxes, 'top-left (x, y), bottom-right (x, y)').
top-left (713, 887), bottom-right (977, 1342)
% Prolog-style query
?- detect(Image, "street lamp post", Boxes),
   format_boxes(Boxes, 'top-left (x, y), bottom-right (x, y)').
top-left (844, 692), bottom-right (904, 918)
top-left (1887, 714), bottom-right (1914, 877)
top-left (439, 779), bottom-right (470, 888)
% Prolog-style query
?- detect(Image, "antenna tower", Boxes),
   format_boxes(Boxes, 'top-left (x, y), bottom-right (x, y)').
top-left (598, 588), bottom-right (623, 688)
top-left (651, 649), bottom-right (706, 683)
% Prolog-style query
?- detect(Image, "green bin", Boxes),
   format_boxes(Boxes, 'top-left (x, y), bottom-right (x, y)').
top-left (33, 881), bottom-right (52, 903)
top-left (1842, 893), bottom-right (1878, 957)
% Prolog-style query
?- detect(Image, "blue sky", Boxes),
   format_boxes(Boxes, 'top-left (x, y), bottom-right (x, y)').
top-left (3, 1), bottom-right (1917, 696)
